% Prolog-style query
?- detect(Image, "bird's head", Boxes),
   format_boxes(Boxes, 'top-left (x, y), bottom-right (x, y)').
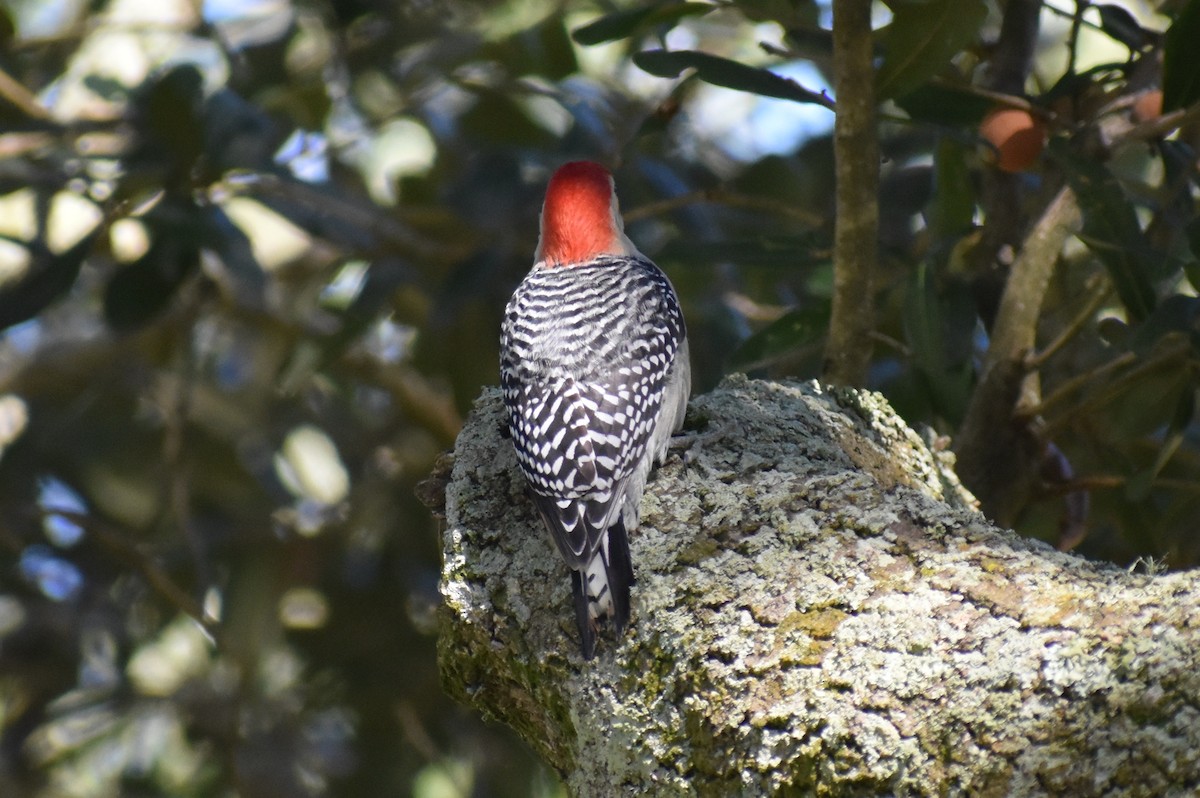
top-left (535, 161), bottom-right (638, 267)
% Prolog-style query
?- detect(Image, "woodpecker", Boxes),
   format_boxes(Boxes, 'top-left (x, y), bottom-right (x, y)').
top-left (499, 161), bottom-right (690, 660)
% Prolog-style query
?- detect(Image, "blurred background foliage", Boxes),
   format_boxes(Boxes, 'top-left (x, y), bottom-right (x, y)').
top-left (0, 0), bottom-right (1198, 794)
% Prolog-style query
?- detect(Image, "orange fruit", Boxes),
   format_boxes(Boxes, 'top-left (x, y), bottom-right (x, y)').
top-left (1132, 89), bottom-right (1163, 123)
top-left (980, 107), bottom-right (1046, 173)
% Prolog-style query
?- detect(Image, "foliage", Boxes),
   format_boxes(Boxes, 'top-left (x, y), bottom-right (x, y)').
top-left (0, 0), bottom-right (1199, 795)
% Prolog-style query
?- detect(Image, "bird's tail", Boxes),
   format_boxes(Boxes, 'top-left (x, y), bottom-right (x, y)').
top-left (571, 519), bottom-right (634, 660)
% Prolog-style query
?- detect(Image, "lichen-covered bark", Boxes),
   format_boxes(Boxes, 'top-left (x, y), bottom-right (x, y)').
top-left (439, 377), bottom-right (1200, 796)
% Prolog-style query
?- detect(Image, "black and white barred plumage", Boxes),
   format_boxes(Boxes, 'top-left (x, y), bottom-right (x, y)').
top-left (500, 162), bottom-right (690, 660)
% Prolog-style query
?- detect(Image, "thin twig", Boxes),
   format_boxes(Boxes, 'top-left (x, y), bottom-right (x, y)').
top-left (1040, 474), bottom-right (1200, 497)
top-left (1067, 1), bottom-right (1089, 77)
top-left (0, 67), bottom-right (50, 120)
top-left (624, 189), bottom-right (825, 228)
top-left (928, 78), bottom-right (1054, 120)
top-left (1028, 350), bottom-right (1137, 420)
top-left (44, 509), bottom-right (220, 642)
top-left (1042, 0), bottom-right (1105, 33)
top-left (162, 287), bottom-right (212, 602)
top-left (1025, 278), bottom-right (1112, 370)
top-left (1035, 337), bottom-right (1191, 436)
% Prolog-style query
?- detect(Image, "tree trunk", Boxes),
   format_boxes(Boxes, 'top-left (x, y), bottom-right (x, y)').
top-left (438, 376), bottom-right (1200, 796)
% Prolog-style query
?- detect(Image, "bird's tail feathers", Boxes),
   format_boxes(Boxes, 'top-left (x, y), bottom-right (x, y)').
top-left (605, 518), bottom-right (634, 635)
top-left (570, 570), bottom-right (597, 660)
top-left (571, 520), bottom-right (634, 658)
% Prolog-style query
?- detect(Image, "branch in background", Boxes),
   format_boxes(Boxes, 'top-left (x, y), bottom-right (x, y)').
top-left (1037, 335), bottom-right (1190, 438)
top-left (966, 0), bottom-right (1046, 329)
top-left (1025, 276), bottom-right (1111, 370)
top-left (986, 0), bottom-right (1042, 95)
top-left (1067, 0), bottom-right (1088, 76)
top-left (981, 187), bottom-right (1082, 376)
top-left (823, 0), bottom-right (878, 385)
top-left (623, 189), bottom-right (825, 228)
top-left (47, 509), bottom-right (220, 642)
top-left (0, 67), bottom-right (51, 120)
top-left (949, 0), bottom-right (1053, 526)
top-left (1031, 352), bottom-right (1137, 423)
top-left (954, 185), bottom-right (1082, 526)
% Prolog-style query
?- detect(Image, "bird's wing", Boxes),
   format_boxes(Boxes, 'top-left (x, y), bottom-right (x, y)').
top-left (508, 377), bottom-right (657, 567)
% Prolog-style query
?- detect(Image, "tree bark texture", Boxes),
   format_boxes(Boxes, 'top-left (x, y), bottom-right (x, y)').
top-left (439, 377), bottom-right (1200, 796)
top-left (825, 0), bottom-right (878, 386)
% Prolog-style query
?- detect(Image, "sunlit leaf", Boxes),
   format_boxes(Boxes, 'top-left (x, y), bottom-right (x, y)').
top-left (634, 50), bottom-right (832, 105)
top-left (572, 3), bottom-right (714, 46)
top-left (876, 0), bottom-right (987, 100)
top-left (1184, 260), bottom-right (1200, 294)
top-left (1164, 0), bottom-right (1200, 112)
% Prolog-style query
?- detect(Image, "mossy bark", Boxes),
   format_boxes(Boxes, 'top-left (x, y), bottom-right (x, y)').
top-left (439, 376), bottom-right (1200, 796)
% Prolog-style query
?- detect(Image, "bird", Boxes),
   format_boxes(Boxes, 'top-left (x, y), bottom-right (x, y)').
top-left (499, 161), bottom-right (691, 660)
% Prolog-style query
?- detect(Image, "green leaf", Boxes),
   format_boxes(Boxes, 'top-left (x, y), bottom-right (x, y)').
top-left (657, 235), bottom-right (828, 268)
top-left (929, 137), bottom-right (975, 239)
top-left (1125, 376), bottom-right (1193, 501)
top-left (459, 91), bottom-right (556, 147)
top-left (1164, 0), bottom-right (1200, 112)
top-left (0, 234), bottom-right (94, 331)
top-left (876, 0), bottom-right (987, 100)
top-left (82, 74), bottom-right (129, 102)
top-left (1128, 294), bottom-right (1200, 355)
top-left (204, 206), bottom-right (266, 310)
top-left (485, 14), bottom-right (578, 79)
top-left (572, 3), bottom-right (713, 46)
top-left (1185, 212), bottom-right (1200, 263)
top-left (730, 304), bottom-right (830, 371)
top-left (1050, 138), bottom-right (1157, 321)
top-left (103, 208), bottom-right (202, 332)
top-left (1096, 4), bottom-right (1150, 50)
top-left (1097, 316), bottom-right (1130, 346)
top-left (103, 243), bottom-right (199, 331)
top-left (0, 6), bottom-right (13, 51)
top-left (904, 261), bottom-right (944, 376)
top-left (1184, 260), bottom-right (1200, 294)
top-left (633, 50), bottom-right (832, 106)
top-left (136, 64), bottom-right (205, 170)
top-left (894, 82), bottom-right (992, 126)
top-left (903, 262), bottom-right (975, 421)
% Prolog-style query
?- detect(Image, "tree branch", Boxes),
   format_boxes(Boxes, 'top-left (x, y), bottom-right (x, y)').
top-left (824, 0), bottom-right (878, 385)
top-left (954, 185), bottom-right (1081, 526)
top-left (439, 378), bottom-right (1200, 795)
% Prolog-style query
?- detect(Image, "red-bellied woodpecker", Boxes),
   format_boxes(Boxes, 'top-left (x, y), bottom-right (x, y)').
top-left (500, 161), bottom-right (691, 660)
